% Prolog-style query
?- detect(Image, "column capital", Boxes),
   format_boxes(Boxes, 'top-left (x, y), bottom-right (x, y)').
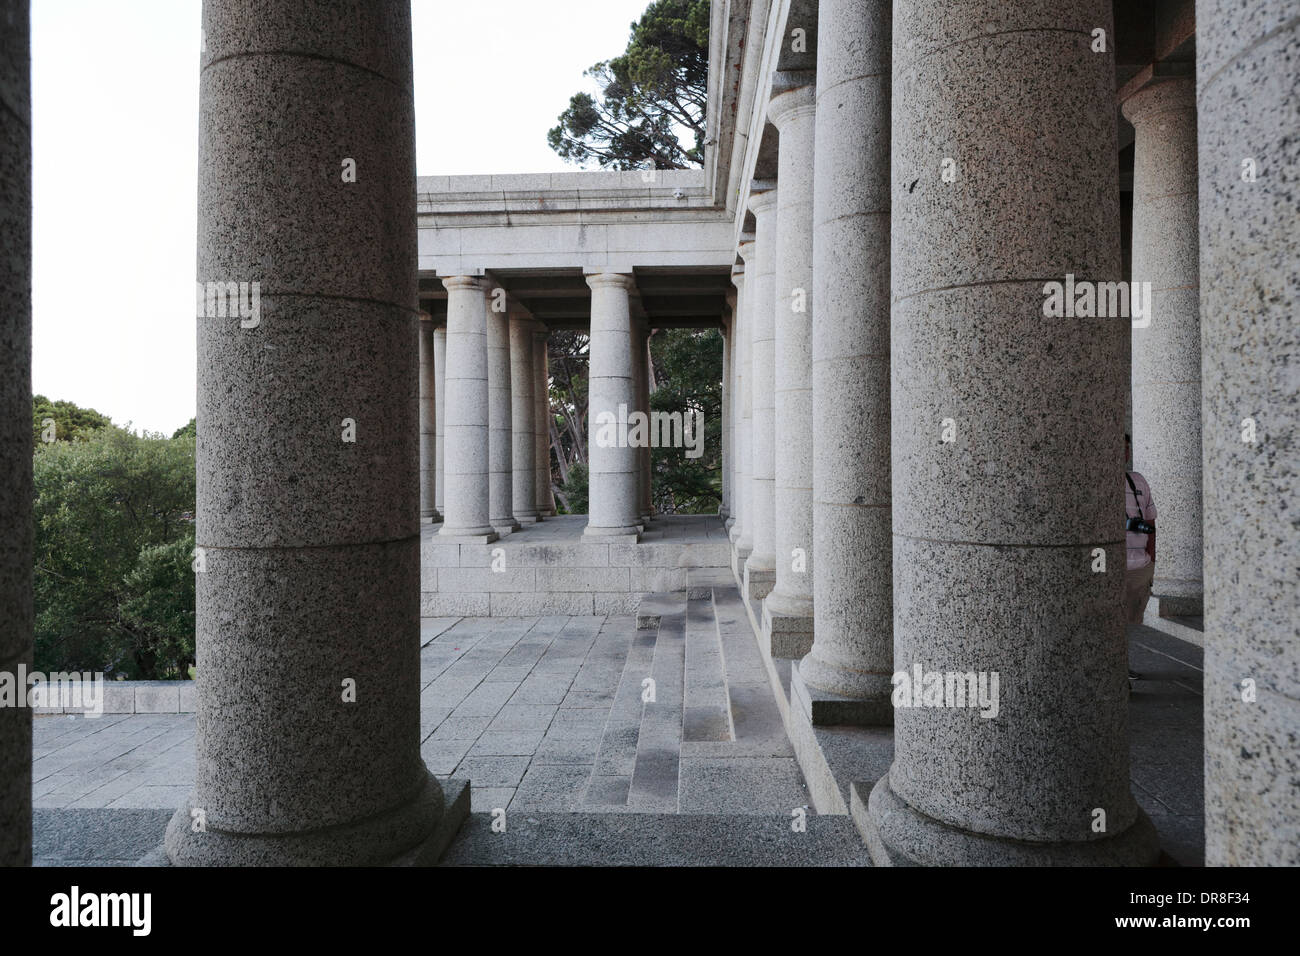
top-left (1120, 73), bottom-right (1196, 126)
top-left (737, 238), bottom-right (756, 262)
top-left (441, 274), bottom-right (484, 293)
top-left (585, 271), bottom-right (636, 291)
top-left (747, 188), bottom-right (778, 215)
top-left (769, 71), bottom-right (817, 128)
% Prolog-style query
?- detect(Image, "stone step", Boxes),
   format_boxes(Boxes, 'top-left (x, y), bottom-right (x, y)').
top-left (685, 566), bottom-right (735, 599)
top-left (634, 592), bottom-right (683, 630)
top-left (682, 596), bottom-right (734, 743)
top-left (438, 811), bottom-right (871, 866)
top-left (626, 608), bottom-right (686, 811)
top-left (582, 603), bottom-right (675, 809)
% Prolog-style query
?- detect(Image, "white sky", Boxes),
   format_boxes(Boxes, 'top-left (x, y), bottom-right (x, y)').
top-left (30, 0), bottom-right (650, 435)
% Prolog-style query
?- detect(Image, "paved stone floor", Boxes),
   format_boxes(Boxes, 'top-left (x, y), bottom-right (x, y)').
top-left (32, 607), bottom-right (809, 819)
top-left (29, 602), bottom-right (1205, 865)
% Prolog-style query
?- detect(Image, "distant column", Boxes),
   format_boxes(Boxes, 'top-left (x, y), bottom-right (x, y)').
top-left (418, 315), bottom-right (441, 523)
top-left (1198, 0), bottom-right (1300, 866)
top-left (732, 243), bottom-right (756, 567)
top-left (1122, 76), bottom-right (1202, 616)
top-left (764, 75), bottom-right (817, 656)
top-left (585, 272), bottom-right (641, 537)
top-left (797, 0), bottom-right (894, 725)
top-left (720, 299), bottom-right (733, 526)
top-left (510, 313), bottom-right (539, 524)
top-left (744, 188), bottom-right (778, 601)
top-left (0, 0), bottom-right (32, 869)
top-left (533, 331), bottom-right (552, 517)
top-left (486, 286), bottom-right (519, 536)
top-left (169, 0), bottom-right (447, 864)
top-left (433, 325), bottom-right (447, 519)
top-left (864, 0), bottom-right (1157, 865)
top-left (439, 275), bottom-right (497, 541)
top-left (637, 325), bottom-right (654, 522)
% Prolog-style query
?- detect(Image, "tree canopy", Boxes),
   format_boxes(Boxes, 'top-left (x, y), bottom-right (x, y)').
top-left (548, 0), bottom-right (709, 170)
top-left (32, 394), bottom-right (113, 444)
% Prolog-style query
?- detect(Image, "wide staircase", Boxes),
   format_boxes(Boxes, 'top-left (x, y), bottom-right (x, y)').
top-left (439, 573), bottom-right (871, 866)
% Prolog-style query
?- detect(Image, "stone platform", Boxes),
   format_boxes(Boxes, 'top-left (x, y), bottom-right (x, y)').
top-left (422, 514), bottom-right (731, 617)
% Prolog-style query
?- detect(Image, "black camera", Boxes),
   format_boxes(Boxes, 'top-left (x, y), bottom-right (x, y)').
top-left (1126, 516), bottom-right (1155, 535)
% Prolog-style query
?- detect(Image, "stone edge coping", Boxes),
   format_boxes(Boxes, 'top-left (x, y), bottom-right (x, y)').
top-left (29, 680), bottom-right (195, 716)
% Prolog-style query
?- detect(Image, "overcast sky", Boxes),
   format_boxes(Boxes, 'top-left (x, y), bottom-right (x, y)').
top-left (30, 0), bottom-right (650, 435)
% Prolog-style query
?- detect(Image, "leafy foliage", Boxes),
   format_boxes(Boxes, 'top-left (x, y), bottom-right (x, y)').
top-left (31, 394), bottom-right (113, 445)
top-left (33, 423), bottom-right (196, 679)
top-left (648, 328), bottom-right (722, 514)
top-left (548, 0), bottom-right (709, 170)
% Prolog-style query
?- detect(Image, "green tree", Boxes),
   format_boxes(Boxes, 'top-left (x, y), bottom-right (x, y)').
top-left (33, 425), bottom-right (196, 678)
top-left (31, 394), bottom-right (113, 445)
top-left (548, 0), bottom-right (709, 170)
top-left (171, 418), bottom-right (196, 440)
top-left (557, 461), bottom-right (590, 516)
top-left (117, 532), bottom-right (196, 680)
top-left (649, 327), bottom-right (722, 514)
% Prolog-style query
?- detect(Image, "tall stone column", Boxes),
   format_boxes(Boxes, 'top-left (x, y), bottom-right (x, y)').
top-left (637, 325), bottom-right (654, 522)
top-left (486, 287), bottom-right (519, 536)
top-left (169, 0), bottom-right (450, 865)
top-left (510, 313), bottom-right (539, 524)
top-left (0, 0), bottom-right (32, 868)
top-left (533, 331), bottom-right (553, 517)
top-left (863, 0), bottom-right (1157, 865)
top-left (1122, 76), bottom-right (1202, 617)
top-left (797, 0), bottom-right (894, 726)
top-left (1198, 0), bottom-right (1299, 866)
top-left (433, 324), bottom-right (447, 519)
top-left (731, 252), bottom-right (754, 566)
top-left (744, 188), bottom-right (778, 600)
top-left (439, 276), bottom-right (497, 541)
top-left (418, 315), bottom-right (441, 523)
top-left (585, 272), bottom-right (641, 537)
top-left (764, 76), bottom-right (817, 656)
top-left (721, 299), bottom-right (733, 525)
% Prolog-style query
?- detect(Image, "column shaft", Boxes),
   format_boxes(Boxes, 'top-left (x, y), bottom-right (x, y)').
top-left (731, 259), bottom-right (753, 561)
top-left (433, 325), bottom-right (447, 518)
top-left (585, 273), bottom-right (641, 536)
top-left (439, 276), bottom-right (496, 541)
top-left (1198, 0), bottom-right (1300, 866)
top-left (533, 332), bottom-right (552, 516)
top-left (0, 0), bottom-right (32, 868)
top-left (486, 287), bottom-right (518, 534)
top-left (170, 0), bottom-right (445, 864)
top-left (418, 317), bottom-right (441, 522)
top-left (865, 0), bottom-right (1157, 865)
top-left (798, 0), bottom-right (894, 725)
top-left (637, 327), bottom-right (654, 521)
top-left (744, 190), bottom-right (779, 600)
top-left (764, 77), bottom-right (817, 654)
top-left (510, 315), bottom-right (539, 523)
top-left (1123, 77), bottom-right (1202, 615)
top-left (721, 306), bottom-right (733, 525)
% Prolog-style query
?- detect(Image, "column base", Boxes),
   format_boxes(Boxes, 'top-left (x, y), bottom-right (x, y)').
top-left (743, 556), bottom-right (775, 602)
top-left (492, 518), bottom-right (522, 536)
top-left (438, 526), bottom-right (499, 544)
top-left (163, 769), bottom-right (468, 867)
top-left (422, 510), bottom-right (443, 523)
top-left (853, 774), bottom-right (1161, 867)
top-left (583, 523), bottom-right (641, 541)
top-left (761, 592), bottom-right (814, 659)
top-left (792, 658), bottom-right (893, 727)
top-left (514, 512), bottom-right (541, 525)
top-left (1154, 592), bottom-right (1203, 618)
